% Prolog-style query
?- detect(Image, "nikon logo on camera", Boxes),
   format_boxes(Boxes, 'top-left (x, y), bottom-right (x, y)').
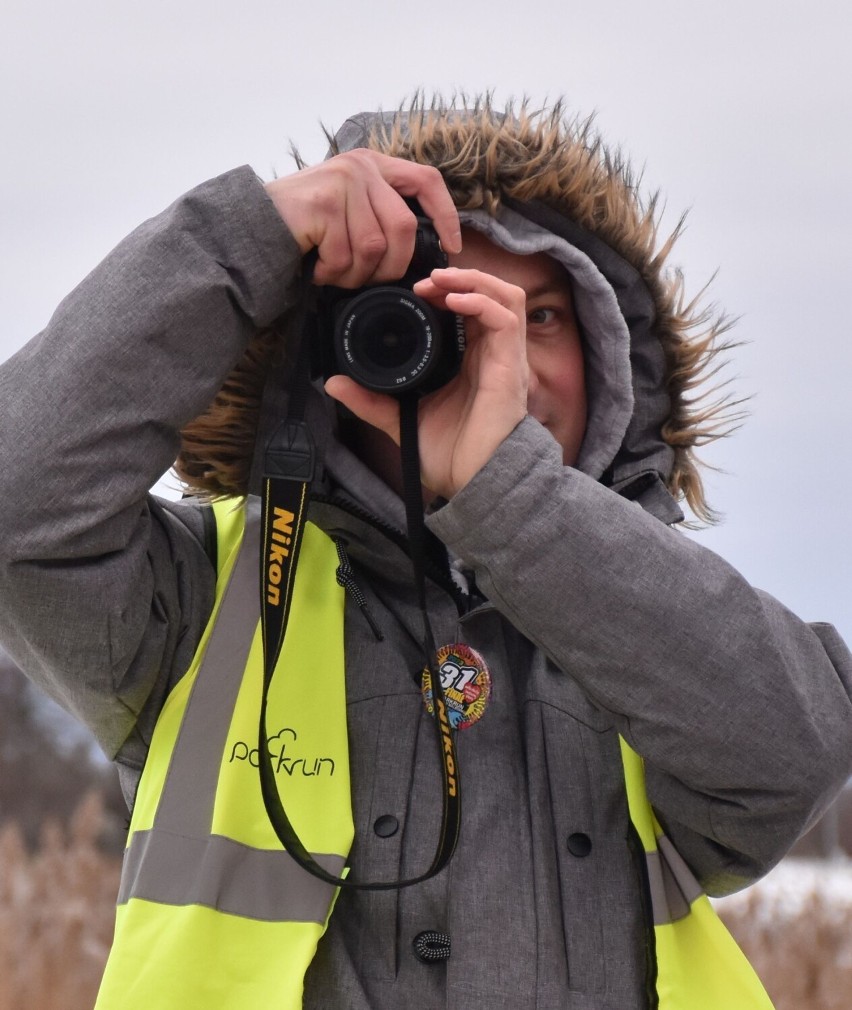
top-left (266, 507), bottom-right (295, 606)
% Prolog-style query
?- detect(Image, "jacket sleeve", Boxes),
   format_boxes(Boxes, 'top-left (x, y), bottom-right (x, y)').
top-left (427, 416), bottom-right (852, 894)
top-left (0, 167), bottom-right (303, 778)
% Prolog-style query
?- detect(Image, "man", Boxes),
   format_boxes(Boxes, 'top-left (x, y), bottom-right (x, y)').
top-left (1, 98), bottom-right (850, 1010)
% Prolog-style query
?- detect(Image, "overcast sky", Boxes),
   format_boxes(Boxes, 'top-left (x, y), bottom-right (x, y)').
top-left (2, 0), bottom-right (850, 652)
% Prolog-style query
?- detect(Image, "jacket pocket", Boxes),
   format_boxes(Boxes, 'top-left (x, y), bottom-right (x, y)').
top-left (525, 700), bottom-right (647, 1000)
top-left (335, 692), bottom-right (425, 981)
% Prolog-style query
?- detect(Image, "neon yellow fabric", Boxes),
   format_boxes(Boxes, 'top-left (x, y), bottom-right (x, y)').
top-left (620, 739), bottom-right (775, 1009)
top-left (123, 501), bottom-right (246, 837)
top-left (96, 501), bottom-right (350, 1010)
top-left (209, 529), bottom-right (352, 854)
top-left (100, 905), bottom-right (329, 1010)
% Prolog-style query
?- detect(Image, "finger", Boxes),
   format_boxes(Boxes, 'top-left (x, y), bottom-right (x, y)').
top-left (442, 291), bottom-right (525, 341)
top-left (310, 209), bottom-right (355, 286)
top-left (412, 271), bottom-right (522, 312)
top-left (324, 376), bottom-right (401, 443)
top-left (441, 289), bottom-right (529, 389)
top-left (409, 276), bottom-right (452, 312)
top-left (322, 193), bottom-right (390, 288)
top-left (362, 185), bottom-right (418, 283)
top-left (414, 272), bottom-right (527, 347)
top-left (314, 171), bottom-right (404, 287)
top-left (373, 155), bottom-right (462, 255)
top-left (418, 268), bottom-right (526, 312)
top-left (314, 163), bottom-right (418, 287)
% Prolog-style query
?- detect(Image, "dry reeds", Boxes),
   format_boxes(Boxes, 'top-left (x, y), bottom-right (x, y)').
top-left (0, 792), bottom-right (120, 1010)
top-left (717, 858), bottom-right (852, 1010)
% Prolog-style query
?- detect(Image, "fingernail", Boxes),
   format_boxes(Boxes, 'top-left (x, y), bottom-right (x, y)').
top-left (440, 233), bottom-right (462, 256)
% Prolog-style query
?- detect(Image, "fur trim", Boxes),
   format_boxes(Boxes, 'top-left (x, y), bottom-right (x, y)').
top-left (175, 326), bottom-right (278, 498)
top-left (176, 95), bottom-right (741, 523)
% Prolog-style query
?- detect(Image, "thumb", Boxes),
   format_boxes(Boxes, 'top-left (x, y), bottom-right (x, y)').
top-left (324, 376), bottom-right (401, 444)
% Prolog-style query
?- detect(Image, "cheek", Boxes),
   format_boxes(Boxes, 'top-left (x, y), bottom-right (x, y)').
top-left (536, 342), bottom-right (588, 458)
top-left (531, 341), bottom-right (585, 401)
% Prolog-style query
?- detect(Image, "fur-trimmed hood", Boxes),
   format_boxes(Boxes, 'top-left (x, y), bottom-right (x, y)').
top-left (177, 97), bottom-right (738, 524)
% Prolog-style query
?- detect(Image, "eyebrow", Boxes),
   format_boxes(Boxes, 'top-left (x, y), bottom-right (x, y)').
top-left (525, 282), bottom-right (574, 302)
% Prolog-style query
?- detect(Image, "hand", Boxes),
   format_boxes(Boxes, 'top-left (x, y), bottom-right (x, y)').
top-left (265, 150), bottom-right (462, 287)
top-left (325, 267), bottom-right (530, 499)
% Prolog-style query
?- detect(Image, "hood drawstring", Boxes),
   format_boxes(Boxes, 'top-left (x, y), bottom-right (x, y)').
top-left (332, 537), bottom-right (384, 642)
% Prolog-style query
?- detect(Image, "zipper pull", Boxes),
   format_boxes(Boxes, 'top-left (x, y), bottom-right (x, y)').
top-left (332, 537), bottom-right (384, 642)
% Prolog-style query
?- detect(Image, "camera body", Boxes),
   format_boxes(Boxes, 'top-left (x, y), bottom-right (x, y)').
top-left (312, 208), bottom-right (465, 396)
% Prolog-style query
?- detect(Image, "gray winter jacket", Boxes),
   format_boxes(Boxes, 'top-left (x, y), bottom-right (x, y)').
top-left (1, 155), bottom-right (851, 1009)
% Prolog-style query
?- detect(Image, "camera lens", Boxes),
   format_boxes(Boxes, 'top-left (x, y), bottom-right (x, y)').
top-left (360, 309), bottom-right (420, 369)
top-left (335, 288), bottom-right (441, 393)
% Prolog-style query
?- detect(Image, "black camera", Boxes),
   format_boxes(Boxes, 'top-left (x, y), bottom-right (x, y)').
top-left (313, 206), bottom-right (465, 396)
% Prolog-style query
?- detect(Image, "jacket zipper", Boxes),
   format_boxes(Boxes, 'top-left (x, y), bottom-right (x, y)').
top-left (310, 492), bottom-right (468, 612)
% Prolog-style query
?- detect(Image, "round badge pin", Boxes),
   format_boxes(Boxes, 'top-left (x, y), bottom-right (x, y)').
top-left (421, 643), bottom-right (491, 730)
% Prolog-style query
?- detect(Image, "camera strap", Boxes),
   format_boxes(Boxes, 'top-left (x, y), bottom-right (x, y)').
top-left (257, 298), bottom-right (461, 891)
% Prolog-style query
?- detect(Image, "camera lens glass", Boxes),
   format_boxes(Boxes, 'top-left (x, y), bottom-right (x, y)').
top-left (358, 305), bottom-right (420, 369)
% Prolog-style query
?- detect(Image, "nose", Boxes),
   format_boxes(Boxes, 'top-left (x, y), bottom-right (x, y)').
top-left (525, 367), bottom-right (545, 425)
top-left (526, 363), bottom-right (541, 400)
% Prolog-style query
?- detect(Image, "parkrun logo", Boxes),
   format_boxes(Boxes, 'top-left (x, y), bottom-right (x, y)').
top-left (229, 727), bottom-right (335, 778)
top-left (266, 507), bottom-right (294, 606)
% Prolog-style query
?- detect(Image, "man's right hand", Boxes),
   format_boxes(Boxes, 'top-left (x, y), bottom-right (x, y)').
top-left (264, 150), bottom-right (462, 287)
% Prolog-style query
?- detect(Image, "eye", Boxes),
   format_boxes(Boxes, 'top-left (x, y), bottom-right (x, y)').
top-left (527, 306), bottom-right (557, 326)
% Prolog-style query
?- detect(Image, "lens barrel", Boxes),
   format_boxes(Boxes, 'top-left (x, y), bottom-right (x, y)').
top-left (334, 288), bottom-right (448, 394)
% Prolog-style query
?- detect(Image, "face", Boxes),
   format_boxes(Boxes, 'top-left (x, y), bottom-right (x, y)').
top-left (450, 229), bottom-right (587, 466)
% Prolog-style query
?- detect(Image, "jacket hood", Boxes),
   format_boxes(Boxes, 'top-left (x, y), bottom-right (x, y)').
top-left (177, 97), bottom-right (738, 524)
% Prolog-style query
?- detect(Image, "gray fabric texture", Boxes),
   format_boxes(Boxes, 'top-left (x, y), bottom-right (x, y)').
top-left (1, 165), bottom-right (852, 1010)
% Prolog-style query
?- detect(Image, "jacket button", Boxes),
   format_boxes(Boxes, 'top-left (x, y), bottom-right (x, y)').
top-left (567, 832), bottom-right (592, 857)
top-left (412, 930), bottom-right (451, 963)
top-left (373, 814), bottom-right (399, 837)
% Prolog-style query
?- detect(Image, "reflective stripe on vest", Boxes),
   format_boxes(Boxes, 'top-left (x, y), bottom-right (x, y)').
top-left (95, 497), bottom-right (352, 1010)
top-left (97, 496), bottom-right (774, 1009)
top-left (620, 739), bottom-right (775, 1009)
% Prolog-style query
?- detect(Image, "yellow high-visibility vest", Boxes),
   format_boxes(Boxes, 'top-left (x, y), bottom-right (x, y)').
top-left (96, 497), bottom-right (352, 1009)
top-left (620, 739), bottom-right (774, 1009)
top-left (96, 496), bottom-right (774, 1009)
